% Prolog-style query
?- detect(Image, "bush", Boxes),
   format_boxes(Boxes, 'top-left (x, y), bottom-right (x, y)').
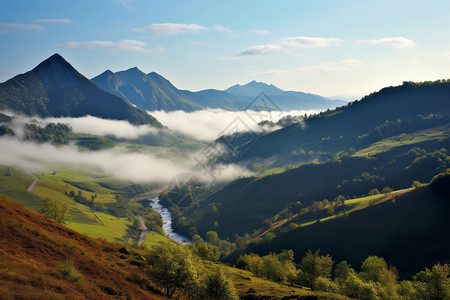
top-left (314, 276), bottom-right (339, 293)
top-left (203, 267), bottom-right (239, 300)
top-left (60, 260), bottom-right (82, 282)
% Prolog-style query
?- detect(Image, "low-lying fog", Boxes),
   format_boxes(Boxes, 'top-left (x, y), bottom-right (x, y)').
top-left (0, 109), bottom-right (317, 184)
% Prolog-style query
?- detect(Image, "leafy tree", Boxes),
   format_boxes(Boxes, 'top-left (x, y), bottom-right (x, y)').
top-left (360, 255), bottom-right (388, 282)
top-left (39, 199), bottom-right (72, 224)
top-left (146, 242), bottom-right (198, 297)
top-left (412, 180), bottom-right (423, 189)
top-left (381, 186), bottom-right (393, 195)
top-left (191, 242), bottom-right (220, 262)
top-left (205, 231), bottom-right (220, 246)
top-left (368, 188), bottom-right (380, 195)
top-left (335, 261), bottom-right (354, 284)
top-left (298, 249), bottom-right (334, 290)
top-left (335, 195), bottom-right (346, 206)
top-left (259, 253), bottom-right (286, 282)
top-left (203, 267), bottom-right (239, 300)
top-left (414, 262), bottom-right (450, 299)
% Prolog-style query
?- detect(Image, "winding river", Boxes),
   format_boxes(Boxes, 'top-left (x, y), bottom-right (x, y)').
top-left (149, 197), bottom-right (190, 244)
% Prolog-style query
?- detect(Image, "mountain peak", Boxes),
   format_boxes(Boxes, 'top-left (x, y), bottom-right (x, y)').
top-left (225, 80), bottom-right (284, 98)
top-left (31, 53), bottom-right (82, 89)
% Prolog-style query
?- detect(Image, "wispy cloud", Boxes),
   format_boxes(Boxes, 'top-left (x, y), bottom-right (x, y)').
top-left (114, 0), bottom-right (134, 10)
top-left (133, 23), bottom-right (207, 35)
top-left (0, 23), bottom-right (43, 34)
top-left (298, 59), bottom-right (363, 73)
top-left (238, 36), bottom-right (341, 57)
top-left (214, 24), bottom-right (234, 35)
top-left (34, 19), bottom-right (73, 24)
top-left (250, 29), bottom-right (270, 35)
top-left (356, 36), bottom-right (416, 48)
top-left (256, 69), bottom-right (291, 75)
top-left (54, 39), bottom-right (162, 53)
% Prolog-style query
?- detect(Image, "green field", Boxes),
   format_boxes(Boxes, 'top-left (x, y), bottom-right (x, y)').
top-left (0, 164), bottom-right (168, 246)
top-left (353, 126), bottom-right (449, 157)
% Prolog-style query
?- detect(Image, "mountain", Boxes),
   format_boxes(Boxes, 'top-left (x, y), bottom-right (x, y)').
top-left (92, 68), bottom-right (203, 111)
top-left (226, 80), bottom-right (347, 110)
top-left (0, 54), bottom-right (161, 127)
top-left (93, 69), bottom-right (344, 112)
top-left (226, 80), bottom-right (285, 98)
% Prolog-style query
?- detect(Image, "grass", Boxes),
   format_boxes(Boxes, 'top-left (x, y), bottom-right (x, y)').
top-left (0, 164), bottom-right (168, 246)
top-left (143, 231), bottom-right (170, 247)
top-left (67, 212), bottom-right (132, 243)
top-left (202, 261), bottom-right (351, 300)
top-left (250, 187), bottom-right (416, 243)
top-left (0, 165), bottom-right (43, 211)
top-left (354, 125), bottom-right (449, 157)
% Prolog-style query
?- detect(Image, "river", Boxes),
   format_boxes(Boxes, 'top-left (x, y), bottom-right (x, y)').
top-left (149, 196), bottom-right (191, 244)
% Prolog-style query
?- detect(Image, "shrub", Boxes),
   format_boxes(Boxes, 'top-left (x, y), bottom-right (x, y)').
top-left (60, 260), bottom-right (82, 282)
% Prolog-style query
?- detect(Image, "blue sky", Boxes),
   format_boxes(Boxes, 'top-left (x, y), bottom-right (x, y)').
top-left (1, 0), bottom-right (450, 98)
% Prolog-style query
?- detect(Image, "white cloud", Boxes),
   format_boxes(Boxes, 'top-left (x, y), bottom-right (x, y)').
top-left (239, 36), bottom-right (341, 57)
top-left (34, 19), bottom-right (73, 24)
top-left (356, 36), bottom-right (416, 48)
top-left (54, 40), bottom-right (161, 53)
top-left (132, 23), bottom-right (207, 35)
top-left (250, 29), bottom-right (270, 35)
top-left (298, 59), bottom-right (363, 73)
top-left (149, 109), bottom-right (318, 142)
top-left (214, 24), bottom-right (233, 33)
top-left (0, 23), bottom-right (43, 33)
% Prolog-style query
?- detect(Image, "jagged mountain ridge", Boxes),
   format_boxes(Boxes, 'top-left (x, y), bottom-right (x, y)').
top-left (0, 54), bottom-right (161, 127)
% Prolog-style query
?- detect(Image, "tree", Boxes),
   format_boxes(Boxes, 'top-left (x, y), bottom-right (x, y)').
top-left (412, 180), bottom-right (423, 189)
top-left (259, 253), bottom-right (286, 282)
top-left (203, 267), bottom-right (239, 300)
top-left (368, 188), bottom-right (380, 196)
top-left (39, 199), bottom-right (72, 224)
top-left (298, 249), bottom-right (334, 290)
top-left (205, 231), bottom-right (220, 246)
top-left (360, 255), bottom-right (387, 282)
top-left (335, 261), bottom-right (354, 284)
top-left (381, 187), bottom-right (393, 195)
top-left (335, 195), bottom-right (346, 206)
top-left (146, 242), bottom-right (198, 297)
top-left (414, 262), bottom-right (450, 299)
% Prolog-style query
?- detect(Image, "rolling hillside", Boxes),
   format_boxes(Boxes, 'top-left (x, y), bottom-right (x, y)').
top-left (0, 54), bottom-right (161, 127)
top-left (237, 80), bottom-right (450, 162)
top-left (241, 174), bottom-right (450, 278)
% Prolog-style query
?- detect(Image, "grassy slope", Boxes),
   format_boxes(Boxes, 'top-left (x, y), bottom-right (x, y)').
top-left (0, 164), bottom-right (167, 246)
top-left (240, 174), bottom-right (450, 278)
top-left (0, 195), bottom-right (164, 299)
top-left (0, 196), bottom-right (349, 299)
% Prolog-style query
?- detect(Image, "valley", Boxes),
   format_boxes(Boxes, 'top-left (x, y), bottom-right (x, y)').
top-left (0, 47), bottom-right (449, 300)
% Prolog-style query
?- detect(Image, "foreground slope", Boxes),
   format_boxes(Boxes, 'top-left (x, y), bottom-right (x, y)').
top-left (0, 195), bottom-right (164, 299)
top-left (0, 54), bottom-right (161, 126)
top-left (0, 195), bottom-right (348, 299)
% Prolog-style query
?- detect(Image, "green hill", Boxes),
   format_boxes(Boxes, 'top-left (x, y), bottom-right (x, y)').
top-left (240, 173), bottom-right (450, 278)
top-left (0, 54), bottom-right (162, 127)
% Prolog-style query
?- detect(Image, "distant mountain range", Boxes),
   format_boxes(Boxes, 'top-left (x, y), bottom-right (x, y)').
top-left (92, 70), bottom-right (346, 112)
top-left (0, 54), bottom-right (161, 127)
